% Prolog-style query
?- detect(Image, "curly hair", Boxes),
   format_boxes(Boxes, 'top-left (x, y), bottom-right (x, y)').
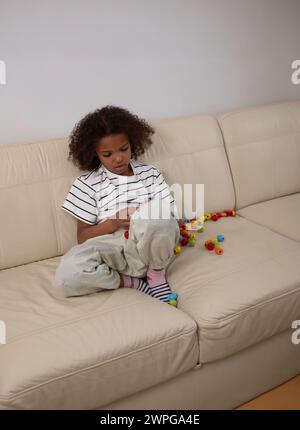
top-left (68, 105), bottom-right (155, 171)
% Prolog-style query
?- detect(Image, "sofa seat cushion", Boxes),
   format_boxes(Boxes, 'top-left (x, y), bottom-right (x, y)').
top-left (167, 216), bottom-right (300, 363)
top-left (0, 258), bottom-right (198, 410)
top-left (238, 193), bottom-right (300, 242)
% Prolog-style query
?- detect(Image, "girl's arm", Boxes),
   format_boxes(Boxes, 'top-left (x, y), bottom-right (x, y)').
top-left (77, 209), bottom-right (131, 244)
top-left (77, 219), bottom-right (116, 244)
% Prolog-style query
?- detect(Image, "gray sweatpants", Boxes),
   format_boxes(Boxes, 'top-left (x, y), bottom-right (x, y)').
top-left (55, 199), bottom-right (180, 297)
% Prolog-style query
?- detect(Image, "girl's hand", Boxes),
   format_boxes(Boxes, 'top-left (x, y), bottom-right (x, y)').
top-left (109, 208), bottom-right (131, 231)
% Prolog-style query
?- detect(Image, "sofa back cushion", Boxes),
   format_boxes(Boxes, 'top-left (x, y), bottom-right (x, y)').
top-left (140, 114), bottom-right (235, 218)
top-left (0, 139), bottom-right (80, 269)
top-left (218, 101), bottom-right (300, 209)
top-left (0, 114), bottom-right (235, 269)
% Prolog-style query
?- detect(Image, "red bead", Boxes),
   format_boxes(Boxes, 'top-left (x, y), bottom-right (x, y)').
top-left (124, 230), bottom-right (129, 239)
top-left (211, 214), bottom-right (219, 221)
top-left (180, 237), bottom-right (189, 246)
top-left (206, 242), bottom-right (215, 251)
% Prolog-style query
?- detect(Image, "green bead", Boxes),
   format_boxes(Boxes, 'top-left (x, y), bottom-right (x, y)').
top-left (169, 299), bottom-right (177, 306)
top-left (197, 227), bottom-right (204, 233)
top-left (188, 239), bottom-right (196, 247)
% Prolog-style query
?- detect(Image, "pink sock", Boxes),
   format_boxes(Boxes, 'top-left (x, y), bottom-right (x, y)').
top-left (146, 268), bottom-right (166, 287)
top-left (121, 274), bottom-right (133, 288)
top-left (120, 274), bottom-right (145, 289)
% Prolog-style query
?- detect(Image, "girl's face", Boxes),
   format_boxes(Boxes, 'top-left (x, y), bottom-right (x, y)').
top-left (95, 133), bottom-right (133, 175)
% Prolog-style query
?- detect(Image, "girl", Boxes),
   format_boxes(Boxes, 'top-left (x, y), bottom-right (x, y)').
top-left (55, 106), bottom-right (180, 303)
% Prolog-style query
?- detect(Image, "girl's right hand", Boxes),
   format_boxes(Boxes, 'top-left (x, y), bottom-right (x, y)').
top-left (109, 208), bottom-right (131, 232)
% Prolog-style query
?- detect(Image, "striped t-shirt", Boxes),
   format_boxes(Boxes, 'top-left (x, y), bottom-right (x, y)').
top-left (62, 160), bottom-right (177, 225)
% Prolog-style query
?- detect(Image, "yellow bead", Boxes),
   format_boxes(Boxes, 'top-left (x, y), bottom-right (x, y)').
top-left (174, 245), bottom-right (182, 254)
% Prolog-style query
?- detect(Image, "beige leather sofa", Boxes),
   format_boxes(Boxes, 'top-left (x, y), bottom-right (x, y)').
top-left (0, 100), bottom-right (300, 410)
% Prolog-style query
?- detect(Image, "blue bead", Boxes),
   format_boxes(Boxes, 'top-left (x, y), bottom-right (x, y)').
top-left (217, 234), bottom-right (224, 242)
top-left (168, 293), bottom-right (178, 300)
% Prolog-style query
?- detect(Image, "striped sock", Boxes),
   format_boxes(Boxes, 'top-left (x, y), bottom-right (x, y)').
top-left (121, 273), bottom-right (173, 304)
top-left (146, 268), bottom-right (172, 303)
top-left (132, 278), bottom-right (152, 295)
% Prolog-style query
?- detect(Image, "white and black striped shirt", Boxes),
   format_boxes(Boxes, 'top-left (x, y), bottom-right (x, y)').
top-left (62, 160), bottom-right (177, 225)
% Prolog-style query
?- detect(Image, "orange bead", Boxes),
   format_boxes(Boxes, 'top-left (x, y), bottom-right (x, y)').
top-left (215, 247), bottom-right (223, 255)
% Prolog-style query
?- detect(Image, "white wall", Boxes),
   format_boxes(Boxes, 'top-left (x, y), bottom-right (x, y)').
top-left (0, 0), bottom-right (300, 145)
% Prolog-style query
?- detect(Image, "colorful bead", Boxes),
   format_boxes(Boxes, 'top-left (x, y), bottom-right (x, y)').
top-left (169, 299), bottom-right (177, 307)
top-left (174, 245), bottom-right (182, 254)
top-left (180, 237), bottom-right (189, 246)
top-left (206, 242), bottom-right (215, 251)
top-left (124, 230), bottom-right (129, 239)
top-left (182, 232), bottom-right (190, 239)
top-left (215, 247), bottom-right (223, 255)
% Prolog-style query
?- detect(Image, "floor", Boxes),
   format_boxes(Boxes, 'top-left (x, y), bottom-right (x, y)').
top-left (236, 375), bottom-right (300, 410)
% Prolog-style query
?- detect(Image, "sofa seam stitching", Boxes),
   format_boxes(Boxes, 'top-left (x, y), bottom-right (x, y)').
top-left (215, 118), bottom-right (237, 210)
top-left (6, 297), bottom-right (186, 344)
top-left (196, 284), bottom-right (300, 328)
top-left (217, 100), bottom-right (297, 122)
top-left (237, 207), bottom-right (300, 245)
top-left (0, 327), bottom-right (197, 402)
